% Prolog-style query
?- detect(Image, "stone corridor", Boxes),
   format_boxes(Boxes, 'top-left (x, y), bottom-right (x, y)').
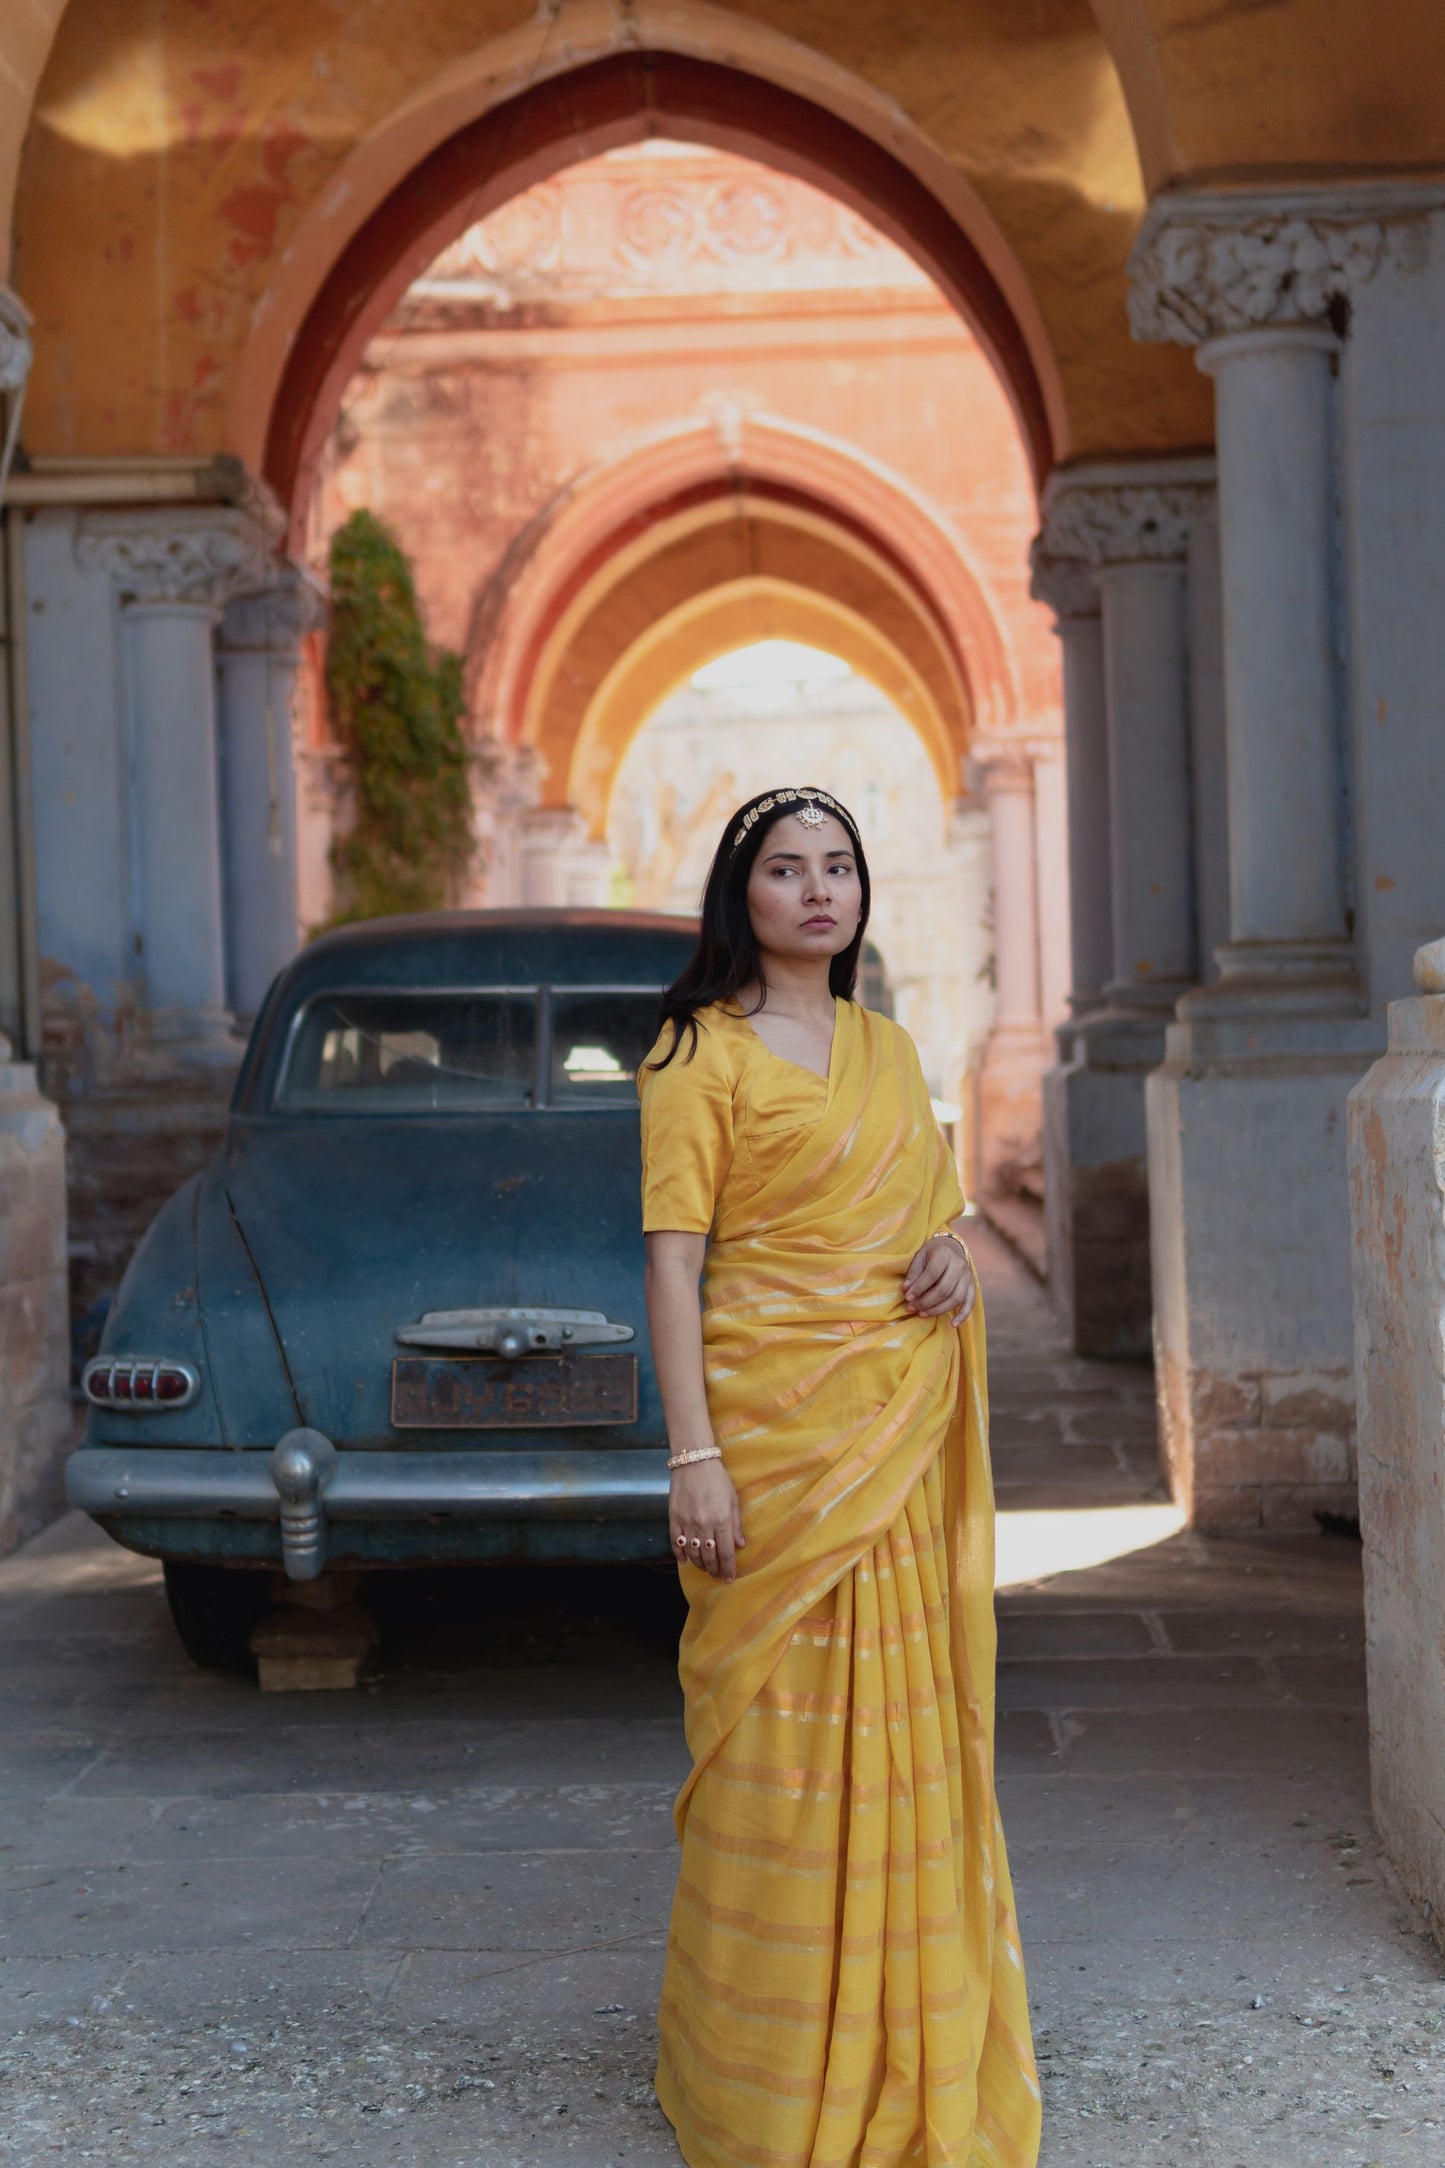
top-left (0, 1227), bottom-right (1441, 2165)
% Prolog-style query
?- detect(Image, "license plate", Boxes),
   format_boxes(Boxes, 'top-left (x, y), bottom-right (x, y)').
top-left (391, 1353), bottom-right (638, 1430)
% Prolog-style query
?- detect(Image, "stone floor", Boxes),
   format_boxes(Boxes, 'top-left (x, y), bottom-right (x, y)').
top-left (1, 1227), bottom-right (1441, 2165)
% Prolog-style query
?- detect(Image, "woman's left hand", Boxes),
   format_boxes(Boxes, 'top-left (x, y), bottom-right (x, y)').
top-left (903, 1236), bottom-right (977, 1324)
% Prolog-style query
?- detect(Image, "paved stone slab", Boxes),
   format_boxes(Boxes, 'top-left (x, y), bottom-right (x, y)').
top-left (1160, 1605), bottom-right (1362, 1654)
top-left (137, 1783), bottom-right (680, 1862)
top-left (357, 1847), bottom-right (676, 1953)
top-left (998, 1609), bottom-right (1159, 1660)
top-left (0, 1854), bottom-right (383, 1958)
top-left (1056, 1704), bottom-right (1369, 1779)
top-left (0, 1796), bottom-right (156, 1868)
top-left (997, 1653), bottom-right (1283, 1712)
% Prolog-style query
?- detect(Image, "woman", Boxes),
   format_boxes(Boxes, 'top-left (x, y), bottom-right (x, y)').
top-left (638, 785), bottom-right (1041, 2168)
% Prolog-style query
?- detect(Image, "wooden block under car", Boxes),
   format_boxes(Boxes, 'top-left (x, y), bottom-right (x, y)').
top-left (249, 1598), bottom-right (380, 1691)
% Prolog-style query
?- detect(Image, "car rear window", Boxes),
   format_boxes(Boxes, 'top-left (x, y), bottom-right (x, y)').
top-left (276, 988), bottom-right (662, 1112)
top-left (549, 989), bottom-right (663, 1105)
top-left (278, 993), bottom-right (537, 1111)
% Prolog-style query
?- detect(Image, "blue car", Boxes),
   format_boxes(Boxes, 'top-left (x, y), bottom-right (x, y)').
top-left (65, 909), bottom-right (697, 1666)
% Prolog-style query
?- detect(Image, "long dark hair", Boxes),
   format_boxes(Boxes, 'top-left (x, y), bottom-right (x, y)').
top-left (650, 786), bottom-right (871, 1069)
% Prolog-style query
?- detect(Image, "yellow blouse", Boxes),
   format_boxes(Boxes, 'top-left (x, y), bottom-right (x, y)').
top-left (639, 998), bottom-right (837, 1236)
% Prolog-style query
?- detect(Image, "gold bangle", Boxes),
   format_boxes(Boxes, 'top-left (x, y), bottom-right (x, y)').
top-left (934, 1227), bottom-right (972, 1261)
top-left (666, 1446), bottom-right (722, 1470)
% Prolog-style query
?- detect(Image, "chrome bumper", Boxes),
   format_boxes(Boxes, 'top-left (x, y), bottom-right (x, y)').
top-left (66, 1435), bottom-right (669, 1580)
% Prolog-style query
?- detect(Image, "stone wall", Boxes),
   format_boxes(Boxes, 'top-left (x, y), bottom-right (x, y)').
top-left (0, 1050), bottom-right (72, 1554)
top-left (1347, 941), bottom-right (1445, 1943)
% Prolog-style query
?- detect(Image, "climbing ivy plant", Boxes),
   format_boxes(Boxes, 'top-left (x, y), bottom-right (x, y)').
top-left (323, 509), bottom-right (473, 924)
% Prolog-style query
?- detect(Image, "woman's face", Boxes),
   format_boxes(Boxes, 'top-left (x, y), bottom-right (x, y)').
top-left (745, 812), bottom-right (863, 965)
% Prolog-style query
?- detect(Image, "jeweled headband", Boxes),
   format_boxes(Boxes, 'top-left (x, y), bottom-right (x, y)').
top-left (731, 787), bottom-right (859, 850)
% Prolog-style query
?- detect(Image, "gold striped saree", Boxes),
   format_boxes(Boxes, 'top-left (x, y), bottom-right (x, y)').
top-left (639, 998), bottom-right (1040, 2168)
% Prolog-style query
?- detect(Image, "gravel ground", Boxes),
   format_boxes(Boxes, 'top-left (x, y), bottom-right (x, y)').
top-left (0, 2000), bottom-right (666, 2165)
top-left (1037, 1965), bottom-right (1445, 2166)
top-left (5, 1952), bottom-right (1444, 2165)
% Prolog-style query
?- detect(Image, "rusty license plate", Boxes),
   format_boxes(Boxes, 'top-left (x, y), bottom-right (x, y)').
top-left (391, 1353), bottom-right (638, 1430)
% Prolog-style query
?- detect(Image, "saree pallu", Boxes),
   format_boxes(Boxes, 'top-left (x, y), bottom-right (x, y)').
top-left (641, 1000), bottom-right (1040, 2168)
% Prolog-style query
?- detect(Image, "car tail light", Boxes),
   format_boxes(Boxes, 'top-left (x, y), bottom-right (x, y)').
top-left (82, 1358), bottom-right (200, 1412)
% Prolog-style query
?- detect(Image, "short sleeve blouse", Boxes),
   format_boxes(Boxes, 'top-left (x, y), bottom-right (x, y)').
top-left (637, 1016), bottom-right (737, 1235)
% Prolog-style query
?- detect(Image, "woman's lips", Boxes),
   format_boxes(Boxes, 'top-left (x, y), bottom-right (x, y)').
top-left (801, 915), bottom-right (836, 928)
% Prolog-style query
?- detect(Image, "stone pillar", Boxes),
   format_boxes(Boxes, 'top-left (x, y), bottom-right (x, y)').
top-left (1032, 554), bottom-right (1112, 1030)
top-left (1031, 742), bottom-right (1070, 1033)
top-left (0, 289), bottom-right (37, 1054)
top-left (0, 1039), bottom-right (70, 1556)
top-left (1205, 327), bottom-right (1350, 970)
top-left (473, 740), bottom-right (542, 908)
top-left (943, 795), bottom-right (993, 1203)
top-left (77, 509), bottom-right (272, 1064)
top-left (217, 566), bottom-right (326, 1019)
top-left (1186, 506), bottom-right (1230, 985)
top-left (1032, 465), bottom-right (1212, 1355)
top-left (1131, 199), bottom-right (1383, 1528)
top-left (975, 750), bottom-right (1046, 1198)
top-left (518, 805), bottom-right (612, 909)
top-left (1347, 935), bottom-right (1445, 1941)
top-left (0, 297), bottom-right (70, 1559)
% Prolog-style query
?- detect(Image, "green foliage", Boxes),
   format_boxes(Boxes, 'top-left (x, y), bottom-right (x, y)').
top-left (323, 509), bottom-right (473, 925)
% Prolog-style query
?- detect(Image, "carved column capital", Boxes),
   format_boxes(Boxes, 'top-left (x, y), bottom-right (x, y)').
top-left (1037, 471), bottom-right (1214, 570)
top-left (0, 286), bottom-right (34, 508)
top-left (77, 508), bottom-right (274, 611)
top-left (969, 745), bottom-right (1036, 798)
top-left (486, 741), bottom-right (544, 818)
top-left (0, 286), bottom-right (33, 396)
top-left (1028, 544), bottom-right (1099, 622)
top-left (1128, 186), bottom-right (1442, 347)
top-left (520, 803), bottom-right (589, 844)
top-left (219, 562), bottom-right (327, 652)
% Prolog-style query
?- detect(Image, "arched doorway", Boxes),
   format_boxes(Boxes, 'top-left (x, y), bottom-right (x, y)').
top-left (297, 129), bottom-right (1064, 1201)
top-left (250, 45), bottom-right (1065, 538)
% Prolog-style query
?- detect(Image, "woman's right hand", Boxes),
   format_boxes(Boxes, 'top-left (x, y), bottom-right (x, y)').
top-left (670, 1455), bottom-right (746, 1582)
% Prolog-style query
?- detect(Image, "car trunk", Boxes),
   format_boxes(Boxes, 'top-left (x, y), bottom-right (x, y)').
top-left (218, 1113), bottom-right (657, 1449)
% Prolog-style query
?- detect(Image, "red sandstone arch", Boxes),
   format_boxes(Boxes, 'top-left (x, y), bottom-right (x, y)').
top-left (255, 48), bottom-right (1062, 536)
top-left (466, 418), bottom-right (1021, 774)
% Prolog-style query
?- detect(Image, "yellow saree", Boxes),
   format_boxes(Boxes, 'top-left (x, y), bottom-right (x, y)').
top-left (638, 998), bottom-right (1040, 2168)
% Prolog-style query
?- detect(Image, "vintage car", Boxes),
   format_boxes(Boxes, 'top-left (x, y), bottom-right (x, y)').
top-left (65, 909), bottom-right (698, 1666)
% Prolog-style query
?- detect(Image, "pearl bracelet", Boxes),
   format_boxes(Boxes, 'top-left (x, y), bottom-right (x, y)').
top-left (666, 1445), bottom-right (722, 1470)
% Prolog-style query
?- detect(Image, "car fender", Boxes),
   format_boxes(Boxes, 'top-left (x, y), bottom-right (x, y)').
top-left (83, 1170), bottom-right (300, 1448)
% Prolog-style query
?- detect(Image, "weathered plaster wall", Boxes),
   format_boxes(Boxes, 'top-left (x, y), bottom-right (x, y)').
top-left (1149, 1060), bottom-right (1360, 1530)
top-left (1347, 953), bottom-right (1445, 1945)
top-left (1092, 0), bottom-right (1445, 194)
top-left (1341, 209), bottom-right (1445, 1025)
top-left (12, 0), bottom-right (1208, 474)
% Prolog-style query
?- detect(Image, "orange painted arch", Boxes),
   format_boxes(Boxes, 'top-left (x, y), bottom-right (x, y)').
top-left (466, 418), bottom-right (1022, 795)
top-left (253, 45), bottom-right (1064, 532)
top-left (501, 484), bottom-right (986, 835)
top-left (568, 578), bottom-right (963, 840)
